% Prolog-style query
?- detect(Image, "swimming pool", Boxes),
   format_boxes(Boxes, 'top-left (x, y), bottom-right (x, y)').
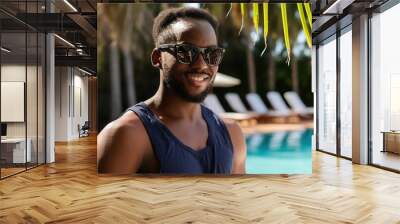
top-left (245, 128), bottom-right (312, 174)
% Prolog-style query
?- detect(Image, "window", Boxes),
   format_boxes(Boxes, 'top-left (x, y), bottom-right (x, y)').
top-left (0, 1), bottom-right (46, 179)
top-left (317, 35), bottom-right (337, 154)
top-left (371, 2), bottom-right (400, 171)
top-left (339, 28), bottom-right (352, 158)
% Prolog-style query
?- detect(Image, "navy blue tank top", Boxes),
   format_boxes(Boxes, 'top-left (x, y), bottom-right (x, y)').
top-left (128, 102), bottom-right (233, 174)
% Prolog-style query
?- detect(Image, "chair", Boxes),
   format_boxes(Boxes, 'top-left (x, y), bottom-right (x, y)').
top-left (266, 91), bottom-right (301, 122)
top-left (245, 93), bottom-right (295, 123)
top-left (246, 93), bottom-right (296, 116)
top-left (203, 94), bottom-right (225, 114)
top-left (203, 94), bottom-right (257, 126)
top-left (224, 93), bottom-right (250, 114)
top-left (78, 121), bottom-right (90, 138)
top-left (245, 93), bottom-right (269, 114)
top-left (266, 91), bottom-right (292, 116)
top-left (225, 92), bottom-right (283, 123)
top-left (283, 91), bottom-right (314, 116)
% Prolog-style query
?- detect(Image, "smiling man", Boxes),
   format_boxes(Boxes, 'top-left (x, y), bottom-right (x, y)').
top-left (97, 7), bottom-right (246, 174)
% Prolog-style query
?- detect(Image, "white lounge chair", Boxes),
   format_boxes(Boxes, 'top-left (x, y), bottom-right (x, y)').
top-left (203, 94), bottom-right (257, 125)
top-left (266, 91), bottom-right (292, 116)
top-left (246, 93), bottom-right (291, 117)
top-left (245, 93), bottom-right (269, 113)
top-left (224, 93), bottom-right (251, 114)
top-left (266, 91), bottom-right (301, 122)
top-left (283, 91), bottom-right (314, 116)
top-left (203, 93), bottom-right (225, 114)
top-left (225, 92), bottom-right (280, 123)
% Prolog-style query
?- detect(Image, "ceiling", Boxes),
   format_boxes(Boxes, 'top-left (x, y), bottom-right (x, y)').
top-left (311, 0), bottom-right (390, 43)
top-left (0, 0), bottom-right (97, 74)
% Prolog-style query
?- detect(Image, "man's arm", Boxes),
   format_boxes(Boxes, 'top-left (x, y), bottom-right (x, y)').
top-left (223, 119), bottom-right (247, 174)
top-left (97, 112), bottom-right (149, 174)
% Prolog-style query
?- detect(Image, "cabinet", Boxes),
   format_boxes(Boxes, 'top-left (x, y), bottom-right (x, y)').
top-left (382, 131), bottom-right (400, 154)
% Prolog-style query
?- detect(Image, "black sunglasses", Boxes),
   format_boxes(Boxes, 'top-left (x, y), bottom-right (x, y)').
top-left (157, 43), bottom-right (225, 66)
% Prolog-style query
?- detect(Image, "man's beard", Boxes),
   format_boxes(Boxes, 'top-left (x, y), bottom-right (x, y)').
top-left (163, 74), bottom-right (213, 103)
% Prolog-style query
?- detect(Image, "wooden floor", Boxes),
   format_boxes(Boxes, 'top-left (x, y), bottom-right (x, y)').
top-left (373, 151), bottom-right (400, 171)
top-left (1, 135), bottom-right (400, 223)
top-left (1, 167), bottom-right (26, 177)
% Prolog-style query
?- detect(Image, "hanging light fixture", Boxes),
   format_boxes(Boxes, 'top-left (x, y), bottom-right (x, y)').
top-left (54, 34), bottom-right (75, 48)
top-left (1, 47), bottom-right (11, 53)
top-left (63, 0), bottom-right (78, 12)
top-left (78, 67), bottom-right (93, 76)
top-left (322, 0), bottom-right (355, 15)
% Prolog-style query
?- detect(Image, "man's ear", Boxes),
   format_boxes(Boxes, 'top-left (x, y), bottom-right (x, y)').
top-left (151, 49), bottom-right (162, 69)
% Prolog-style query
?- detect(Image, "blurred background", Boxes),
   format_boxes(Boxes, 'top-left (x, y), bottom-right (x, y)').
top-left (97, 3), bottom-right (312, 131)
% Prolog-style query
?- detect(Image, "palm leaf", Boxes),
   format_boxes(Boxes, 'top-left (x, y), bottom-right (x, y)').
top-left (226, 3), bottom-right (233, 18)
top-left (261, 3), bottom-right (269, 56)
top-left (304, 3), bottom-right (312, 28)
top-left (281, 3), bottom-right (291, 64)
top-left (253, 3), bottom-right (259, 34)
top-left (239, 3), bottom-right (245, 35)
top-left (297, 3), bottom-right (312, 48)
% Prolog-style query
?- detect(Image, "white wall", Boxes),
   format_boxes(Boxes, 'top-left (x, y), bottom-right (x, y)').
top-left (55, 66), bottom-right (69, 141)
top-left (1, 65), bottom-right (38, 138)
top-left (55, 67), bottom-right (89, 141)
top-left (1, 65), bottom-right (25, 130)
top-left (1, 63), bottom-right (46, 164)
top-left (72, 72), bottom-right (89, 138)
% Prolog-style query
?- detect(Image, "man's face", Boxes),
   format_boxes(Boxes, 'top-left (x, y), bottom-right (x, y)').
top-left (159, 18), bottom-right (219, 103)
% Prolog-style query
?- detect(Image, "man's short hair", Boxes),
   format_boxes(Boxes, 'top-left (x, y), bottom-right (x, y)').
top-left (152, 7), bottom-right (218, 47)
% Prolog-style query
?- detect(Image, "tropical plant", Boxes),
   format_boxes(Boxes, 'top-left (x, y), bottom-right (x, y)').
top-left (226, 3), bottom-right (312, 92)
top-left (98, 3), bottom-right (153, 121)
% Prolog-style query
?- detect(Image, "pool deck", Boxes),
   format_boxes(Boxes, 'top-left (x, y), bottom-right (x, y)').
top-left (241, 121), bottom-right (314, 134)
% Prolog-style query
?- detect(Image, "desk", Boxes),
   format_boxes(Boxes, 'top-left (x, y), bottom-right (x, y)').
top-left (382, 131), bottom-right (400, 154)
top-left (1, 138), bottom-right (31, 163)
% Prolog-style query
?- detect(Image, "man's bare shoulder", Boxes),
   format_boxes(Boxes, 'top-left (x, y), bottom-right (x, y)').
top-left (221, 119), bottom-right (246, 174)
top-left (221, 118), bottom-right (242, 135)
top-left (97, 110), bottom-right (148, 153)
top-left (97, 111), bottom-right (148, 174)
top-left (221, 118), bottom-right (246, 152)
top-left (99, 111), bottom-right (144, 138)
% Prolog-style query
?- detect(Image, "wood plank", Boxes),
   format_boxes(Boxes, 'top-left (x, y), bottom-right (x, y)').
top-left (0, 135), bottom-right (399, 223)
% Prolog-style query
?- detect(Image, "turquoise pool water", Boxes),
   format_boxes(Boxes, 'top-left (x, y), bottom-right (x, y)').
top-left (245, 128), bottom-right (312, 174)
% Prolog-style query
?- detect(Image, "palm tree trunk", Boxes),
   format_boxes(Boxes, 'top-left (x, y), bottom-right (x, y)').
top-left (110, 42), bottom-right (122, 120)
top-left (291, 56), bottom-right (299, 92)
top-left (246, 42), bottom-right (257, 93)
top-left (123, 50), bottom-right (136, 106)
top-left (267, 49), bottom-right (276, 91)
top-left (121, 5), bottom-right (136, 106)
